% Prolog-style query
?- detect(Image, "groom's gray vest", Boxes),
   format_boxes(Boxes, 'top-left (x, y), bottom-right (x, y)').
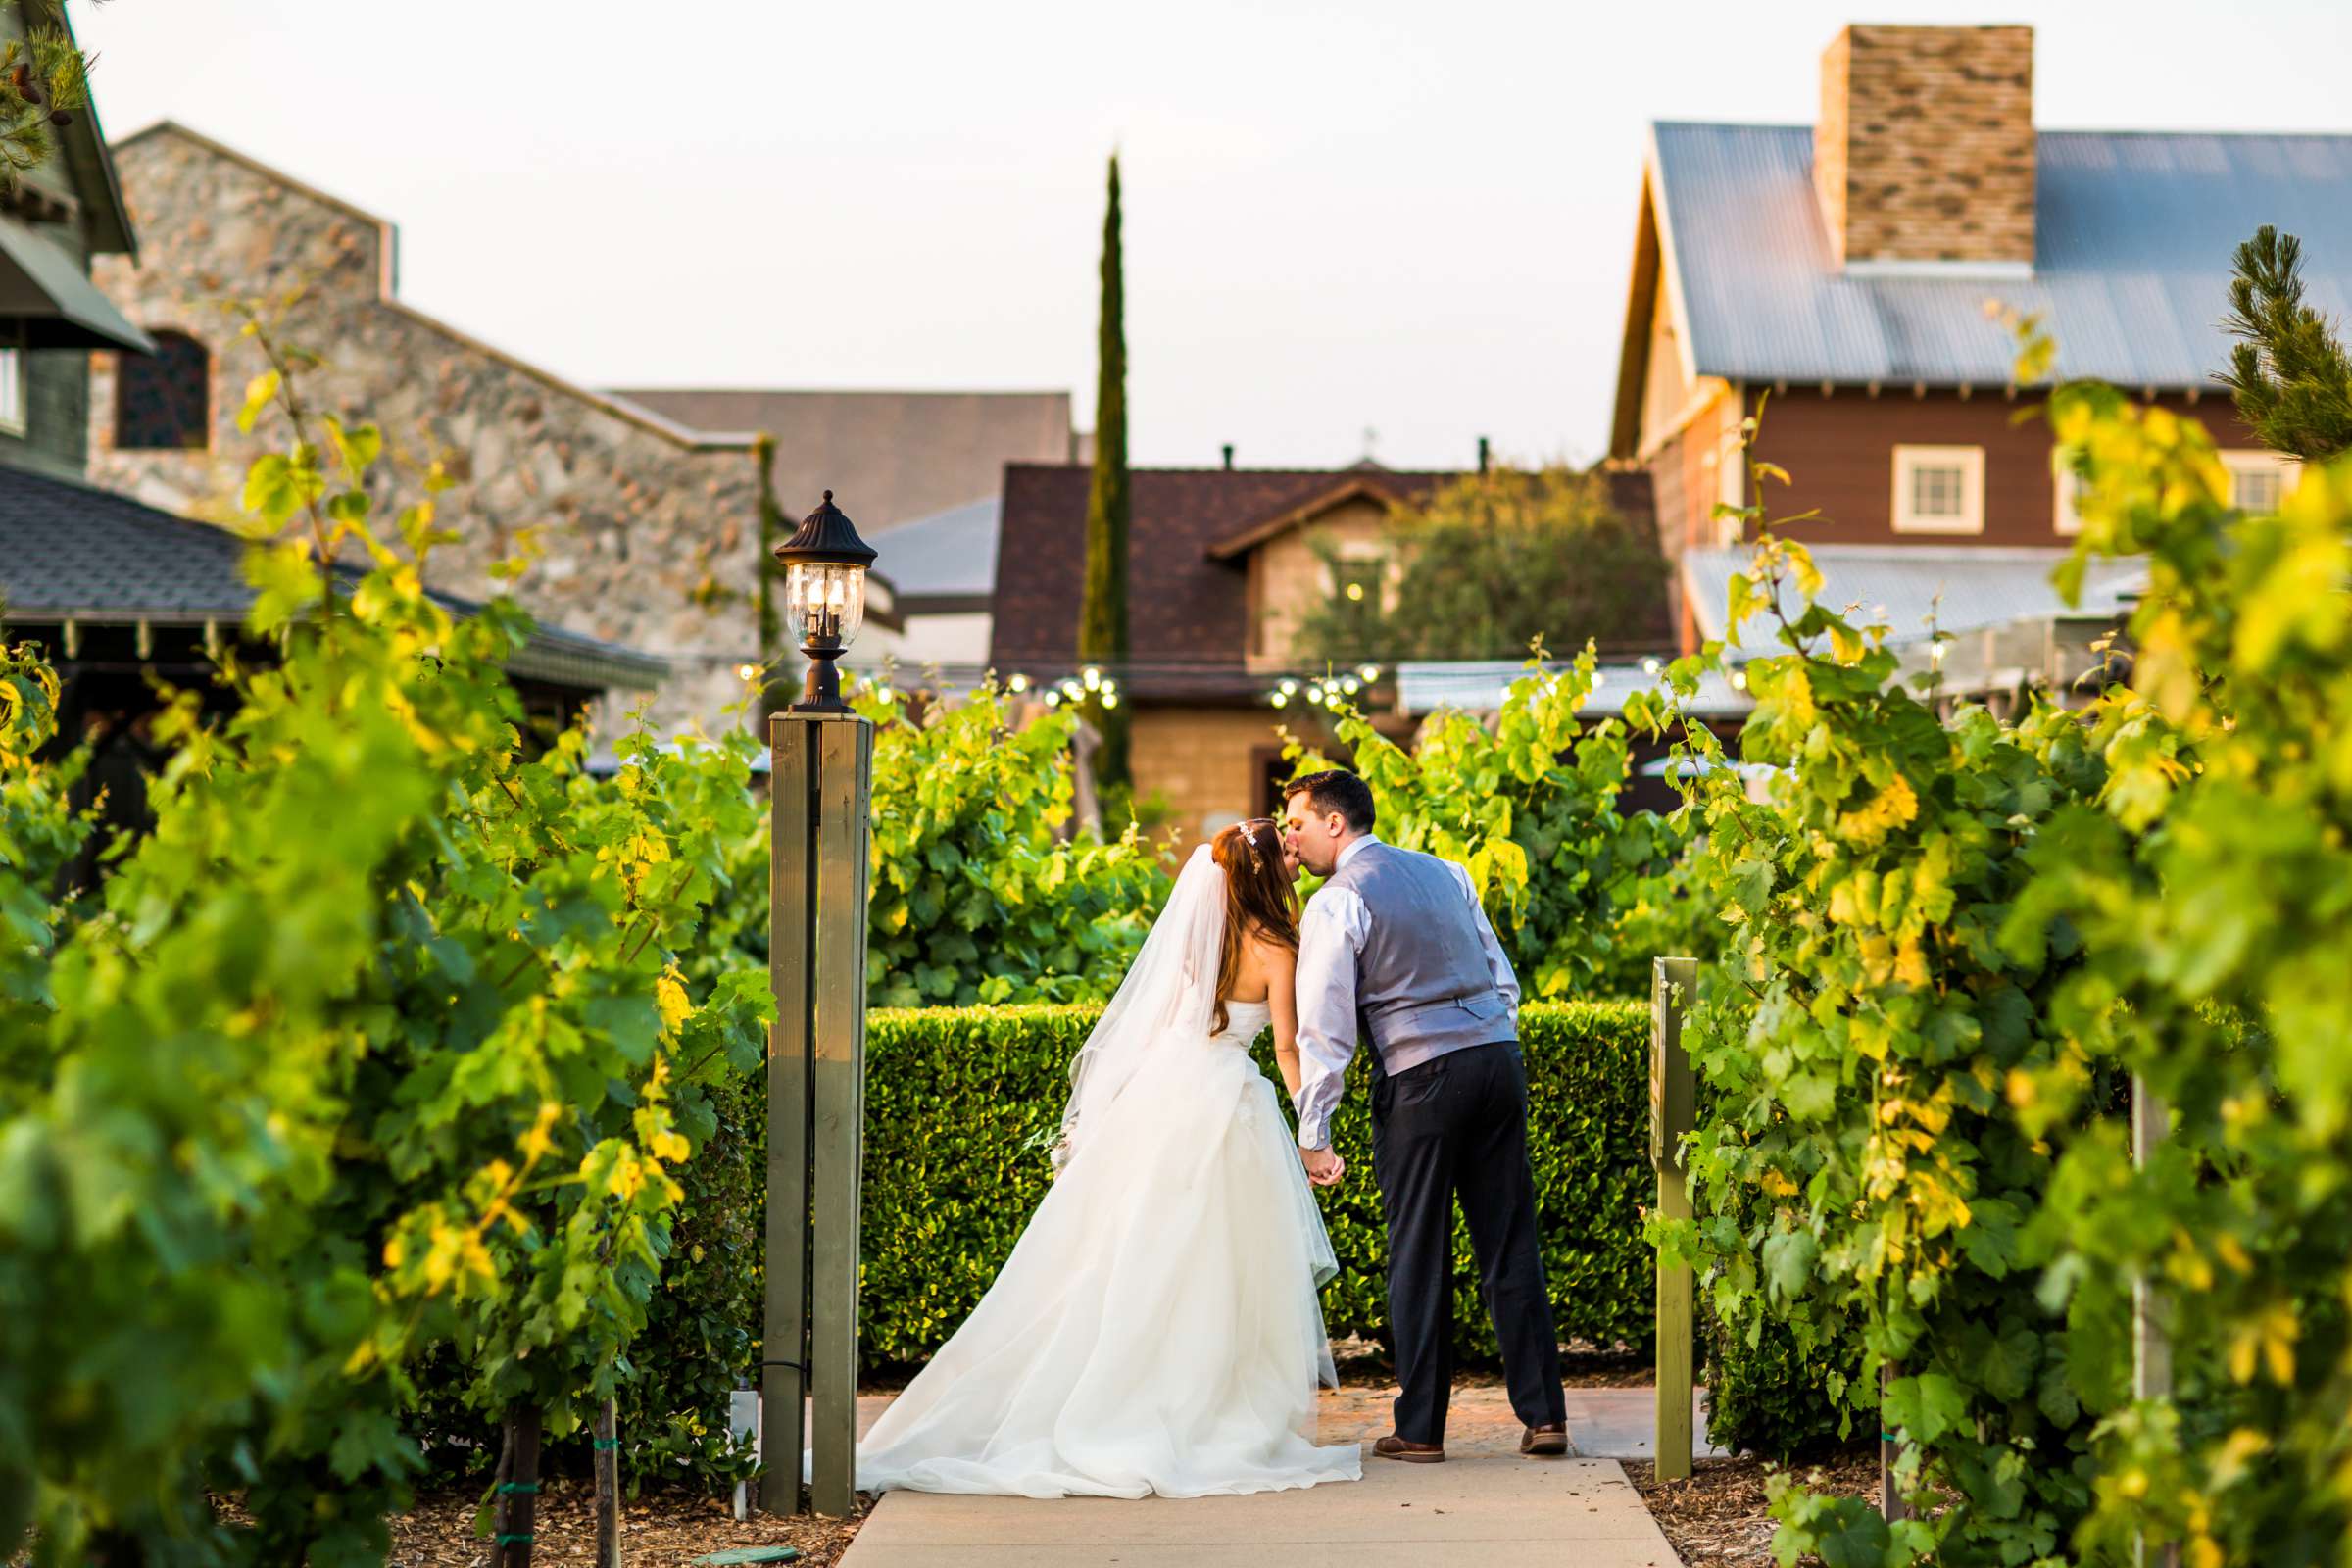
top-left (1325, 842), bottom-right (1515, 1074)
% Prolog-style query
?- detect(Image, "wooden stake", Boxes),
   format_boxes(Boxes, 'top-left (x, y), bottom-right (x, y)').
top-left (1651, 956), bottom-right (1698, 1482)
top-left (495, 1404), bottom-right (544, 1568)
top-left (2132, 1077), bottom-right (2180, 1568)
top-left (594, 1396), bottom-right (621, 1568)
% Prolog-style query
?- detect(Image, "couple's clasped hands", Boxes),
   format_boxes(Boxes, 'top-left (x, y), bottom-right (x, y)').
top-left (1299, 1146), bottom-right (1345, 1188)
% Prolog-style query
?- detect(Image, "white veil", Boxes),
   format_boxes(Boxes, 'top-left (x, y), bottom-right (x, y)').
top-left (1053, 845), bottom-right (1226, 1170)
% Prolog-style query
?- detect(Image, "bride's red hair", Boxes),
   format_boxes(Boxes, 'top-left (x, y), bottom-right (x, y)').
top-left (1208, 817), bottom-right (1299, 1037)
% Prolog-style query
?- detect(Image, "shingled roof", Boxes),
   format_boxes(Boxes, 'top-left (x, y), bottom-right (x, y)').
top-left (0, 464), bottom-right (667, 693)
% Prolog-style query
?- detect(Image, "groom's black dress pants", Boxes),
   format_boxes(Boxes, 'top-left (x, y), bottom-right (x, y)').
top-left (1370, 1041), bottom-right (1565, 1444)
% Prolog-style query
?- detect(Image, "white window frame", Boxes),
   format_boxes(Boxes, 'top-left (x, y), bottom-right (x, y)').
top-left (1891, 444), bottom-right (1986, 535)
top-left (2218, 449), bottom-right (2296, 514)
top-left (0, 328), bottom-right (24, 437)
top-left (2052, 446), bottom-right (2086, 537)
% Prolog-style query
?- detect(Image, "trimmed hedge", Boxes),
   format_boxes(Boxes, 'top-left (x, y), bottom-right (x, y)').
top-left (858, 999), bottom-right (1655, 1368)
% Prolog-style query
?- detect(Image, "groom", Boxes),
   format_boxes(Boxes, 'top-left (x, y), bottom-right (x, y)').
top-left (1281, 769), bottom-right (1568, 1463)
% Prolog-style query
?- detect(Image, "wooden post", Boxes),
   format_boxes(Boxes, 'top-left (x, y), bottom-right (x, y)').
top-left (1881, 1361), bottom-right (1908, 1522)
top-left (760, 714), bottom-right (815, 1516)
top-left (495, 1404), bottom-right (543, 1568)
top-left (808, 714), bottom-right (874, 1518)
top-left (2132, 1076), bottom-right (2179, 1568)
top-left (764, 709), bottom-right (873, 1520)
top-left (593, 1396), bottom-right (620, 1568)
top-left (1651, 956), bottom-right (1698, 1482)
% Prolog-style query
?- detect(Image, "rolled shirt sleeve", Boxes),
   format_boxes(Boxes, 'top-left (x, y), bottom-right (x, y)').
top-left (1447, 860), bottom-right (1522, 1025)
top-left (1291, 885), bottom-right (1370, 1151)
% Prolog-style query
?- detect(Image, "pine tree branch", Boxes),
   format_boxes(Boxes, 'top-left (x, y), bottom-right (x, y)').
top-left (2220, 224), bottom-right (2352, 463)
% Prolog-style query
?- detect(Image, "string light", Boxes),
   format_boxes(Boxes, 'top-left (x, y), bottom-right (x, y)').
top-left (1642, 657), bottom-right (1661, 676)
top-left (1280, 679), bottom-right (1298, 695)
top-left (1270, 691), bottom-right (1290, 708)
top-left (735, 662), bottom-right (760, 681)
top-left (1007, 672), bottom-right (1030, 693)
top-left (1357, 663), bottom-right (1381, 683)
top-left (1082, 666), bottom-right (1102, 691)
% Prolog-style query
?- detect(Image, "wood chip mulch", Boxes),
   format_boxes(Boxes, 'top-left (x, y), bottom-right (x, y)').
top-left (1624, 1450), bottom-right (1879, 1567)
top-left (385, 1479), bottom-right (864, 1568)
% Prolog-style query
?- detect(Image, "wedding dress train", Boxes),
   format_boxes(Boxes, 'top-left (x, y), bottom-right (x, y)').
top-left (849, 996), bottom-right (1362, 1498)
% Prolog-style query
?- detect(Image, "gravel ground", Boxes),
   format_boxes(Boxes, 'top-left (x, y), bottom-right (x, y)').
top-left (1623, 1450), bottom-right (1880, 1567)
top-left (384, 1479), bottom-right (863, 1568)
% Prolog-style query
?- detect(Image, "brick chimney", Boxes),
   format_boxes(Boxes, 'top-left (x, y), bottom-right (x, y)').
top-left (1813, 24), bottom-right (2035, 270)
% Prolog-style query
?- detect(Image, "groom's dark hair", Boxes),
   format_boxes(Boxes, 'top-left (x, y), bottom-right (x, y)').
top-left (1285, 769), bottom-right (1375, 833)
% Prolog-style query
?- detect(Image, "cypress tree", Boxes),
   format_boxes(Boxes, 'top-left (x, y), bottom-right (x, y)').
top-left (1077, 154), bottom-right (1132, 791)
top-left (753, 432), bottom-right (788, 723)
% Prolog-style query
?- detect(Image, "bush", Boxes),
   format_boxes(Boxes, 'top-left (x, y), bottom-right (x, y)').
top-left (1703, 1298), bottom-right (1871, 1463)
top-left (853, 999), bottom-right (1657, 1370)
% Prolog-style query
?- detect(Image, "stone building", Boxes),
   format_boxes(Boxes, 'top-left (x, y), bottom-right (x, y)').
top-left (86, 122), bottom-right (1074, 735)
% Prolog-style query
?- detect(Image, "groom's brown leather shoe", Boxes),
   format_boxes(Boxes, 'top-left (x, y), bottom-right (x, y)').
top-left (1372, 1433), bottom-right (1446, 1463)
top-left (1520, 1422), bottom-right (1569, 1456)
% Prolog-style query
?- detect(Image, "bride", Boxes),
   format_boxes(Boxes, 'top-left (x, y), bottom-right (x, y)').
top-left (847, 818), bottom-right (1364, 1497)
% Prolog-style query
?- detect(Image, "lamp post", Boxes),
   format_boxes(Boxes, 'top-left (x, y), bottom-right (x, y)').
top-left (762, 491), bottom-right (878, 1518)
top-left (775, 490), bottom-right (879, 713)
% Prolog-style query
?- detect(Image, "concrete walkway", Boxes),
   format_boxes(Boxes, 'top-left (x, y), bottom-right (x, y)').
top-left (836, 1385), bottom-right (1706, 1567)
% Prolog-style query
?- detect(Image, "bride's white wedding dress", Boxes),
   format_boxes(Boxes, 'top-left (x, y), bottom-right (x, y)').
top-left (848, 851), bottom-right (1362, 1498)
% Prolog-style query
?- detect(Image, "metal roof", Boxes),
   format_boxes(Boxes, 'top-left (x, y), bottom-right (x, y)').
top-left (0, 463), bottom-right (667, 692)
top-left (1680, 542), bottom-right (2146, 648)
top-left (1650, 122), bottom-right (2352, 388)
top-left (872, 496), bottom-right (1000, 602)
top-left (1396, 660), bottom-right (1753, 720)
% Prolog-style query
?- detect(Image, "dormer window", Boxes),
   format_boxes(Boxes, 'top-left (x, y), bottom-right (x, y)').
top-left (114, 329), bottom-right (212, 451)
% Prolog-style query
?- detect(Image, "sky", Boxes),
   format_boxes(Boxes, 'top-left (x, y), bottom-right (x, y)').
top-left (72, 0), bottom-right (2352, 472)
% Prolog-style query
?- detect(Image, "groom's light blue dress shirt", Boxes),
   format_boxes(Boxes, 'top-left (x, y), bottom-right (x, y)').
top-left (1290, 836), bottom-right (1520, 1151)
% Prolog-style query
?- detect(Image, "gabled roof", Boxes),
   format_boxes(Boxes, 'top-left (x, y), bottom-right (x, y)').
top-left (871, 496), bottom-right (999, 606)
top-left (1613, 122), bottom-right (2352, 454)
top-left (0, 464), bottom-right (667, 692)
top-left (609, 389), bottom-right (1073, 537)
top-left (22, 0), bottom-right (135, 256)
top-left (1202, 472), bottom-right (1421, 561)
top-left (988, 465), bottom-right (1451, 697)
top-left (108, 122), bottom-right (756, 453)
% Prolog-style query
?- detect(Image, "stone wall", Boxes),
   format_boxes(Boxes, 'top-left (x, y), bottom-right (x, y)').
top-left (1813, 24), bottom-right (2036, 269)
top-left (87, 124), bottom-right (765, 738)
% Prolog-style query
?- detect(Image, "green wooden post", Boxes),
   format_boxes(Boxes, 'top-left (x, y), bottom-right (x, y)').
top-left (1651, 956), bottom-right (1697, 1482)
top-left (760, 716), bottom-right (814, 1516)
top-left (808, 714), bottom-right (873, 1518)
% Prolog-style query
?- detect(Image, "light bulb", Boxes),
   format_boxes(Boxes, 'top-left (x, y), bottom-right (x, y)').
top-left (1642, 658), bottom-right (1660, 676)
top-left (1271, 691), bottom-right (1290, 708)
top-left (1307, 685), bottom-right (1325, 705)
top-left (1280, 679), bottom-right (1298, 695)
top-left (1357, 664), bottom-right (1380, 683)
top-left (1083, 667), bottom-right (1102, 690)
top-left (1007, 673), bottom-right (1030, 693)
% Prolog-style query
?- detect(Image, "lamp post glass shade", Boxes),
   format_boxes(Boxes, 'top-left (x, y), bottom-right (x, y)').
top-left (773, 490), bottom-right (878, 711)
top-left (786, 563), bottom-right (865, 650)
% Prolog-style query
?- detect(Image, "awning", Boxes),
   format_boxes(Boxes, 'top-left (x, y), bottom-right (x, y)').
top-left (0, 213), bottom-right (156, 354)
